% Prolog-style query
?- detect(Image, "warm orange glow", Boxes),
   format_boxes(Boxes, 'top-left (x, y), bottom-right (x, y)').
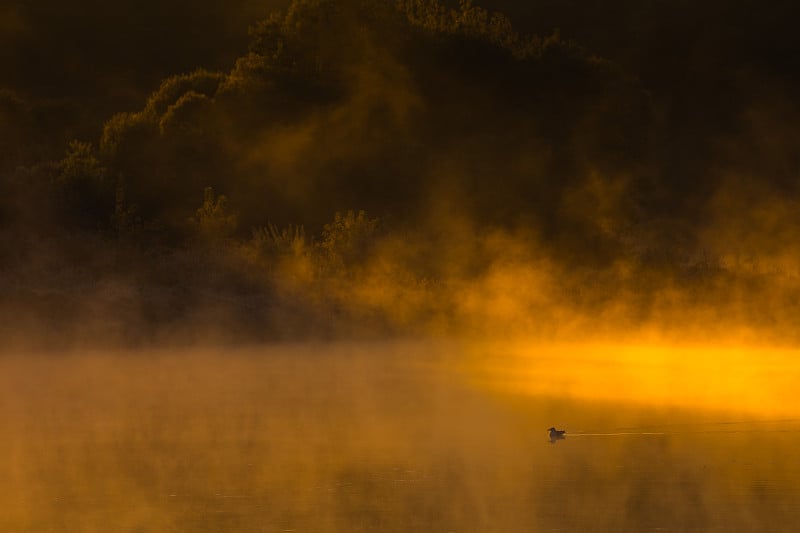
top-left (4, 0), bottom-right (800, 530)
top-left (467, 340), bottom-right (800, 416)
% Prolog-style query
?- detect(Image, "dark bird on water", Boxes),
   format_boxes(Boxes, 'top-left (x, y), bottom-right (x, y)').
top-left (548, 427), bottom-right (566, 443)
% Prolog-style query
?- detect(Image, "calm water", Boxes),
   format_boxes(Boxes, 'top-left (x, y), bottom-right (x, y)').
top-left (2, 341), bottom-right (799, 532)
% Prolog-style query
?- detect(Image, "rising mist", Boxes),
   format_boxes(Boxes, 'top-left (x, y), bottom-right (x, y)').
top-left (3, 2), bottom-right (800, 531)
top-left (3, 0), bottom-right (800, 346)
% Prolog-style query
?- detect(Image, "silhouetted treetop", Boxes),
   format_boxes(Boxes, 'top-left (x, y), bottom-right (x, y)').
top-left (80, 0), bottom-right (651, 242)
top-left (144, 70), bottom-right (225, 120)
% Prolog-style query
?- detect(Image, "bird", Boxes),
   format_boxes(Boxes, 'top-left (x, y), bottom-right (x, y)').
top-left (548, 427), bottom-right (566, 442)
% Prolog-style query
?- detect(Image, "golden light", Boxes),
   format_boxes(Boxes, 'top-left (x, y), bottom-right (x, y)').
top-left (467, 340), bottom-right (800, 416)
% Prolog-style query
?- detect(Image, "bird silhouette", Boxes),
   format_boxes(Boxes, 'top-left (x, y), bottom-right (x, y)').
top-left (548, 427), bottom-right (566, 443)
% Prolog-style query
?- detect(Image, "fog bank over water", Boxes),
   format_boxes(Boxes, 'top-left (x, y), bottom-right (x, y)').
top-left (467, 340), bottom-right (800, 417)
top-left (3, 342), bottom-right (800, 532)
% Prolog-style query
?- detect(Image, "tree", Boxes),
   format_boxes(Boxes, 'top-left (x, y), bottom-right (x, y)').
top-left (192, 186), bottom-right (237, 242)
top-left (318, 210), bottom-right (378, 273)
top-left (55, 140), bottom-right (112, 228)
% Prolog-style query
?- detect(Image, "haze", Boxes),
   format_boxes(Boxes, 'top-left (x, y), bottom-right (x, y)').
top-left (2, 1), bottom-right (800, 531)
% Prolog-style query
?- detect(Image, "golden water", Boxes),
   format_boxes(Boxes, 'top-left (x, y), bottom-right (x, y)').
top-left (2, 341), bottom-right (799, 531)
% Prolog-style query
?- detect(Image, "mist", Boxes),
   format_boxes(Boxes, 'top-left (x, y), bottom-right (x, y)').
top-left (3, 0), bottom-right (800, 530)
top-left (3, 0), bottom-right (800, 346)
top-left (4, 343), bottom-right (800, 531)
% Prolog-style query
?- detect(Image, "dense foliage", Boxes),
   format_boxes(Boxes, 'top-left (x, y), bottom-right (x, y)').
top-left (2, 0), bottom-right (800, 345)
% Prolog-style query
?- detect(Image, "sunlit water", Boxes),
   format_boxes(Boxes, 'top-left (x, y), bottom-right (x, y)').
top-left (2, 341), bottom-right (799, 532)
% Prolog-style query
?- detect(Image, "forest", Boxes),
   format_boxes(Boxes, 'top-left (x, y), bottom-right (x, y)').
top-left (2, 0), bottom-right (800, 347)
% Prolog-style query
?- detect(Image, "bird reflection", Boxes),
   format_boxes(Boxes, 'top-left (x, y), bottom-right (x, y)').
top-left (548, 427), bottom-right (566, 443)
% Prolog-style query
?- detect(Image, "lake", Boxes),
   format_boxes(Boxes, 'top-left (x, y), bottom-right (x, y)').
top-left (2, 340), bottom-right (799, 531)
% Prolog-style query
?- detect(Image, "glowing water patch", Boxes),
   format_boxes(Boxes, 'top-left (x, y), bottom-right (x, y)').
top-left (468, 342), bottom-right (800, 415)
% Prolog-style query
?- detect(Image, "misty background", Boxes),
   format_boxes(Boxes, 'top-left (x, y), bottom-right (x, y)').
top-left (2, 0), bottom-right (800, 347)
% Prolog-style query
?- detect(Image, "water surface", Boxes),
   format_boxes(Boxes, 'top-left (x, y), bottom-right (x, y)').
top-left (2, 341), bottom-right (799, 531)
